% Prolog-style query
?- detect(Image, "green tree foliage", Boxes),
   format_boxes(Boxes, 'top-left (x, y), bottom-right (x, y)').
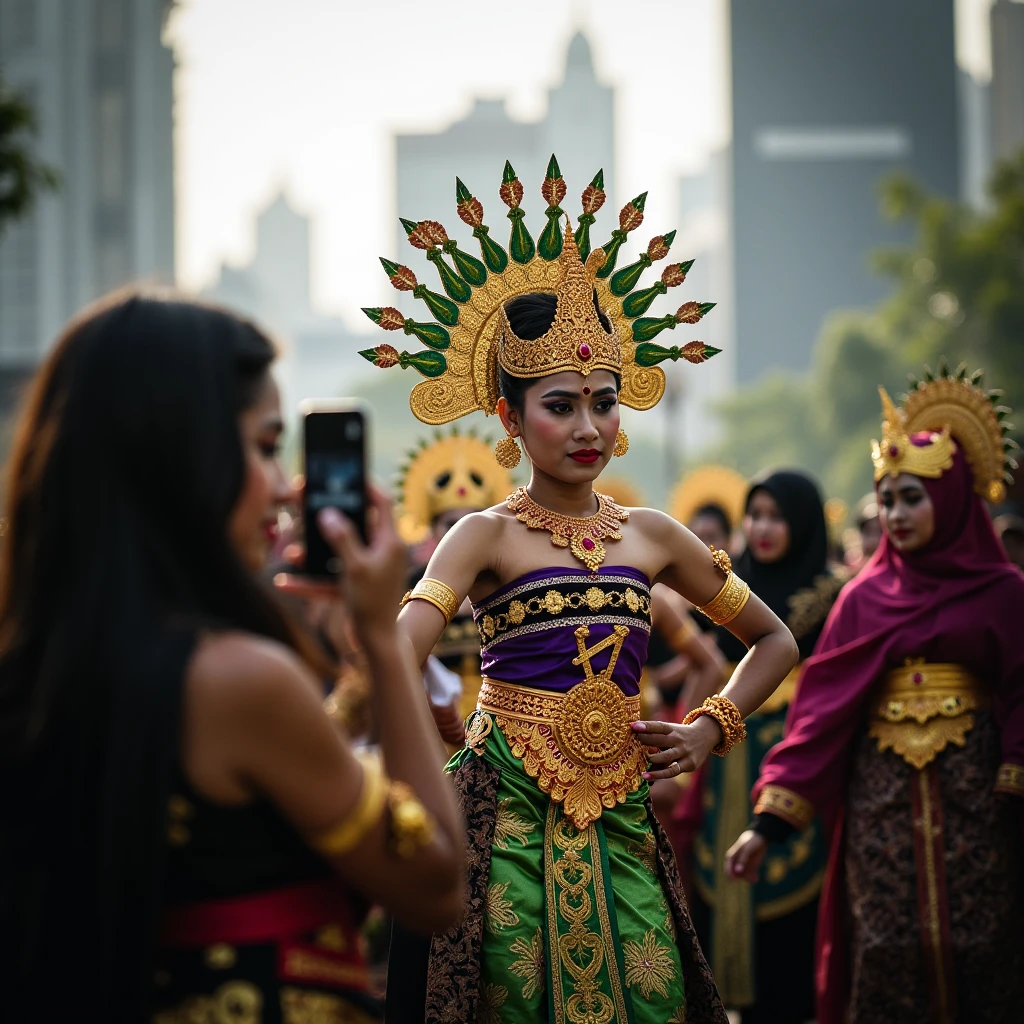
top-left (0, 71), bottom-right (60, 238)
top-left (705, 150), bottom-right (1024, 506)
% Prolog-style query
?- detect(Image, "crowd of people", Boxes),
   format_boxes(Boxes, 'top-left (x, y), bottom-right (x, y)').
top-left (1, 157), bottom-right (1022, 1024)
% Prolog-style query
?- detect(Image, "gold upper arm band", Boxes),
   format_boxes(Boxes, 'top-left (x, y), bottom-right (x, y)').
top-left (310, 753), bottom-right (438, 860)
top-left (694, 547), bottom-right (751, 626)
top-left (400, 577), bottom-right (461, 625)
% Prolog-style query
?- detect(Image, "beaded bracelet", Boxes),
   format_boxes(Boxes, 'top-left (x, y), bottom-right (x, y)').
top-left (400, 577), bottom-right (461, 625)
top-left (682, 694), bottom-right (747, 756)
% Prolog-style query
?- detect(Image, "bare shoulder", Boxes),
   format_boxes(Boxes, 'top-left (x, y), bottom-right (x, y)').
top-left (186, 631), bottom-right (322, 721)
top-left (628, 506), bottom-right (685, 540)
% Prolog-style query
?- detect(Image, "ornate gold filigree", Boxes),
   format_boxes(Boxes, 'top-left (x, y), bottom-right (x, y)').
top-left (478, 626), bottom-right (648, 829)
top-left (872, 387), bottom-right (957, 483)
top-left (281, 987), bottom-right (379, 1024)
top-left (498, 226), bottom-right (620, 379)
top-left (754, 784), bottom-right (814, 830)
top-left (494, 798), bottom-right (536, 850)
top-left (465, 711), bottom-right (493, 756)
top-left (869, 716), bottom-right (976, 771)
top-left (506, 487), bottom-right (629, 573)
top-left (695, 572), bottom-right (751, 626)
top-left (995, 763), bottom-right (1024, 796)
top-left (548, 817), bottom-right (622, 1024)
top-left (683, 694), bottom-right (746, 755)
top-left (478, 584), bottom-right (649, 644)
top-left (786, 571), bottom-right (847, 642)
top-left (401, 577), bottom-right (461, 624)
top-left (868, 660), bottom-right (985, 768)
top-left (509, 927), bottom-right (546, 1000)
top-left (622, 929), bottom-right (677, 1000)
top-left (485, 880), bottom-right (520, 935)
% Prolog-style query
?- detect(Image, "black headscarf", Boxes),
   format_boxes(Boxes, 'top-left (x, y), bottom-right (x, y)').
top-left (717, 469), bottom-right (830, 663)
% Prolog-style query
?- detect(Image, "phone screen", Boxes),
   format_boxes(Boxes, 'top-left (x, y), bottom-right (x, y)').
top-left (303, 407), bottom-right (367, 577)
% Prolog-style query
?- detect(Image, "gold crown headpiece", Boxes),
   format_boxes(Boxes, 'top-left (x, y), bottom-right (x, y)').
top-left (396, 428), bottom-right (514, 544)
top-left (360, 156), bottom-right (719, 424)
top-left (871, 360), bottom-right (1018, 504)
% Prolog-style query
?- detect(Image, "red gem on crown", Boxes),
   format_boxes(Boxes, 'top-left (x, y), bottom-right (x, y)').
top-left (578, 343), bottom-right (592, 360)
top-left (913, 673), bottom-right (923, 685)
top-left (889, 444), bottom-right (900, 458)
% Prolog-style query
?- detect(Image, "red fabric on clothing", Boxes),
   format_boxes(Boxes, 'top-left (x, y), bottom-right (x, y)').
top-left (753, 439), bottom-right (1024, 1023)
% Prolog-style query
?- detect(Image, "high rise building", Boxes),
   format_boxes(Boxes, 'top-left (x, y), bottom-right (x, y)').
top-left (392, 31), bottom-right (614, 305)
top-left (0, 0), bottom-right (176, 371)
top-left (203, 191), bottom-right (369, 417)
top-left (991, 0), bottom-right (1024, 164)
top-left (729, 0), bottom-right (960, 382)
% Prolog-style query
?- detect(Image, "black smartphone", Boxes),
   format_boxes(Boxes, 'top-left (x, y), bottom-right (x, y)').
top-left (301, 400), bottom-right (368, 577)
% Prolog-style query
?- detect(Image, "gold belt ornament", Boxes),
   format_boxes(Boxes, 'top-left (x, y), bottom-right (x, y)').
top-left (477, 625), bottom-right (647, 829)
top-left (867, 660), bottom-right (986, 770)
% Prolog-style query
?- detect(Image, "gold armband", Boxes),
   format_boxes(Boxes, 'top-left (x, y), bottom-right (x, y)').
top-left (682, 694), bottom-right (746, 756)
top-left (310, 754), bottom-right (387, 857)
top-left (400, 577), bottom-right (461, 625)
top-left (695, 547), bottom-right (750, 625)
top-left (388, 780), bottom-right (436, 858)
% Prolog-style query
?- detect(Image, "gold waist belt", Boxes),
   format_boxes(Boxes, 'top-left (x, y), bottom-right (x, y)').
top-left (868, 661), bottom-right (987, 770)
top-left (477, 677), bottom-right (647, 830)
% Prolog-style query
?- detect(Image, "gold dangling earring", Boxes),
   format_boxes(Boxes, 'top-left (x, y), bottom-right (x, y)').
top-left (494, 432), bottom-right (521, 469)
top-left (613, 428), bottom-right (629, 458)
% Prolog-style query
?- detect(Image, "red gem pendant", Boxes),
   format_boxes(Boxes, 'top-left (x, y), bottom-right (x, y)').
top-left (582, 537), bottom-right (596, 551)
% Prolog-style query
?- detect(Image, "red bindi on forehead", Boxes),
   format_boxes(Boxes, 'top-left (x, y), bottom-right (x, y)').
top-left (582, 386), bottom-right (591, 395)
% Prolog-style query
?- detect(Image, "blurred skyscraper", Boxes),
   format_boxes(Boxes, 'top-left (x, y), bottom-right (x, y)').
top-left (392, 31), bottom-right (614, 304)
top-left (729, 0), bottom-right (959, 382)
top-left (991, 0), bottom-right (1024, 164)
top-left (0, 0), bottom-right (175, 376)
top-left (203, 192), bottom-right (369, 417)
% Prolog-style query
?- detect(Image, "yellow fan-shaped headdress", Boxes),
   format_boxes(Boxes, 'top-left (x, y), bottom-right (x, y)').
top-left (360, 156), bottom-right (719, 425)
top-left (669, 465), bottom-right (748, 531)
top-left (396, 429), bottom-right (514, 544)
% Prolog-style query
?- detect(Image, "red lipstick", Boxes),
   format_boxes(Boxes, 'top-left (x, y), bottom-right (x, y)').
top-left (569, 449), bottom-right (600, 464)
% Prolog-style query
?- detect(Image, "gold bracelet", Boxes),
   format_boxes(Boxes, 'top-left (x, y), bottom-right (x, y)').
top-left (696, 574), bottom-right (750, 625)
top-left (310, 754), bottom-right (387, 857)
top-left (400, 577), bottom-right (461, 625)
top-left (387, 780), bottom-right (436, 858)
top-left (682, 694), bottom-right (746, 755)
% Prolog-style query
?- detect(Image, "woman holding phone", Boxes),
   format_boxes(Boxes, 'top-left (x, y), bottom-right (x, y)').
top-left (364, 161), bottom-right (797, 1024)
top-left (0, 292), bottom-right (464, 1020)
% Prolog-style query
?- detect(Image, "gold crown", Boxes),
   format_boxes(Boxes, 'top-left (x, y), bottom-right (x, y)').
top-left (871, 387), bottom-right (957, 484)
top-left (397, 430), bottom-right (514, 544)
top-left (360, 157), bottom-right (719, 425)
top-left (496, 222), bottom-right (620, 379)
top-left (871, 362), bottom-right (1017, 503)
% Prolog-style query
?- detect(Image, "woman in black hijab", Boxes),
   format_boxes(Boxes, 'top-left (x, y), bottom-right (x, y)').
top-left (679, 470), bottom-right (845, 1023)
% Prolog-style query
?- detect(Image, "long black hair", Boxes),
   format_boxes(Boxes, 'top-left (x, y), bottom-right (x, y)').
top-left (0, 292), bottom-right (314, 1017)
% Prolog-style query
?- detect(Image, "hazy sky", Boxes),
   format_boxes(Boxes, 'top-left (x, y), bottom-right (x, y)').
top-left (169, 0), bottom-right (996, 332)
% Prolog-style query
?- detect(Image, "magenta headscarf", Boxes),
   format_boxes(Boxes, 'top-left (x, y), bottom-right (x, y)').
top-left (754, 437), bottom-right (1024, 1024)
top-left (756, 438), bottom-right (1021, 814)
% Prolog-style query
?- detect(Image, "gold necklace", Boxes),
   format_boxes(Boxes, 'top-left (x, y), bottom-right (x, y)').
top-left (506, 486), bottom-right (629, 573)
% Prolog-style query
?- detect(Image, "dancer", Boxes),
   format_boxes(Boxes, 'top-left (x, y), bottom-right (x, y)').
top-left (362, 158), bottom-right (798, 1023)
top-left (398, 430), bottom-right (514, 737)
top-left (0, 294), bottom-right (464, 1020)
top-left (678, 470), bottom-right (843, 1021)
top-left (728, 366), bottom-right (1024, 1023)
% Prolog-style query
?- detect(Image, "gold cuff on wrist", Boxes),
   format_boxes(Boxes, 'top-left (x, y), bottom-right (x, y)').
top-left (400, 577), bottom-right (461, 624)
top-left (682, 694), bottom-right (746, 756)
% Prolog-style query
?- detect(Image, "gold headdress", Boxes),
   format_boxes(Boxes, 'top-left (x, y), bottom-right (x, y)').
top-left (871, 361), bottom-right (1018, 503)
top-left (361, 156), bottom-right (718, 424)
top-left (397, 429), bottom-right (514, 544)
top-left (669, 465), bottom-right (748, 531)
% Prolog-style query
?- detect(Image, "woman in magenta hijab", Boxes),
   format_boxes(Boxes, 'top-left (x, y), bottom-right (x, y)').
top-left (726, 365), bottom-right (1024, 1024)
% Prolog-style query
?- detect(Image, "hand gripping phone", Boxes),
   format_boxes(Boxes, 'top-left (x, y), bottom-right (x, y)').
top-left (300, 400), bottom-right (368, 577)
